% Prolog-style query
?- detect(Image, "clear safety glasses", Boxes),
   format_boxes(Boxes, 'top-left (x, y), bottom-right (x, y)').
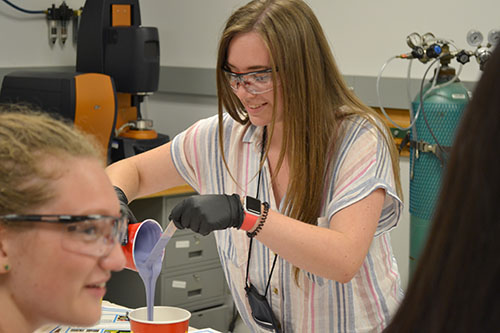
top-left (0, 210), bottom-right (128, 257)
top-left (223, 68), bottom-right (277, 95)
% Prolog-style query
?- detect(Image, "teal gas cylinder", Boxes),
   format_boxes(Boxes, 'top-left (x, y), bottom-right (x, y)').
top-left (409, 67), bottom-right (470, 276)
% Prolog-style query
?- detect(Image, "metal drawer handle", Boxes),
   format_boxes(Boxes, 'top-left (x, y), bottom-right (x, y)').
top-left (188, 288), bottom-right (202, 297)
top-left (188, 250), bottom-right (203, 258)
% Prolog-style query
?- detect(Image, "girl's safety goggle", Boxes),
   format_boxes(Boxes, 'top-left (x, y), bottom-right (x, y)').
top-left (223, 68), bottom-right (278, 95)
top-left (0, 210), bottom-right (128, 257)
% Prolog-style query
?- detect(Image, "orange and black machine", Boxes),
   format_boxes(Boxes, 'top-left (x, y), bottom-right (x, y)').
top-left (0, 0), bottom-right (168, 163)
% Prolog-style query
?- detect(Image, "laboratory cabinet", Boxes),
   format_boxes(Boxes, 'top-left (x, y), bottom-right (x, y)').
top-left (105, 193), bottom-right (233, 332)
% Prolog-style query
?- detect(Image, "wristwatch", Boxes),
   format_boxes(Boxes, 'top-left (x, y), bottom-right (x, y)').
top-left (240, 196), bottom-right (261, 231)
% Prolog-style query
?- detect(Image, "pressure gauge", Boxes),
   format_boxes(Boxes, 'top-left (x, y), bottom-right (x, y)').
top-left (487, 29), bottom-right (500, 46)
top-left (406, 32), bottom-right (422, 49)
top-left (466, 29), bottom-right (484, 47)
top-left (421, 32), bottom-right (436, 45)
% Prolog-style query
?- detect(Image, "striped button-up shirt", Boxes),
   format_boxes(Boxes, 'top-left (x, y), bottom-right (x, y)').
top-left (171, 112), bottom-right (403, 332)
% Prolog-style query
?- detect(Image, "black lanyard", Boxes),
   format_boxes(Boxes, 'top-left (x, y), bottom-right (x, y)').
top-left (245, 126), bottom-right (278, 296)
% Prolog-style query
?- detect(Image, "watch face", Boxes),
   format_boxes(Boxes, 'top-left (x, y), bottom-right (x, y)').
top-left (246, 196), bottom-right (261, 215)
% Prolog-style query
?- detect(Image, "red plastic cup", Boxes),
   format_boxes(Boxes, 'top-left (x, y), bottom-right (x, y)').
top-left (128, 306), bottom-right (191, 333)
top-left (122, 219), bottom-right (163, 271)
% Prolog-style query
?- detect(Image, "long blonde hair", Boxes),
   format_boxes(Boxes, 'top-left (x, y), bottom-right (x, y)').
top-left (0, 104), bottom-right (101, 215)
top-left (217, 0), bottom-right (402, 225)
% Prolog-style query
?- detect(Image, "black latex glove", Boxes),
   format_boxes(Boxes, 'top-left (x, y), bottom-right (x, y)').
top-left (114, 186), bottom-right (138, 245)
top-left (169, 194), bottom-right (244, 236)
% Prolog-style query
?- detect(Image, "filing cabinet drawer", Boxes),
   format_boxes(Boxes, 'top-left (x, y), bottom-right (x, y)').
top-left (189, 303), bottom-right (232, 332)
top-left (163, 232), bottom-right (219, 270)
top-left (160, 266), bottom-right (225, 307)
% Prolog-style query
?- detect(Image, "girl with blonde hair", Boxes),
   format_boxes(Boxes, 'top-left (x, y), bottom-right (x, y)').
top-left (0, 107), bottom-right (126, 332)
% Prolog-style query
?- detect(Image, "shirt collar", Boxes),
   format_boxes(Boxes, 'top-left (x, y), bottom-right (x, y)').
top-left (242, 124), bottom-right (265, 148)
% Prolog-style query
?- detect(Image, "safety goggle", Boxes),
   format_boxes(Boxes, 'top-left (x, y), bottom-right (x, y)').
top-left (0, 210), bottom-right (128, 257)
top-left (223, 68), bottom-right (277, 95)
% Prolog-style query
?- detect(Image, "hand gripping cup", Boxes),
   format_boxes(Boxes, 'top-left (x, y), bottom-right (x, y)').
top-left (122, 219), bottom-right (163, 271)
top-left (128, 306), bottom-right (191, 333)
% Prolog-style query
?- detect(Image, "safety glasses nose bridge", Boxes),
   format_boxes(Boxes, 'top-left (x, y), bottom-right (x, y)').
top-left (223, 68), bottom-right (276, 94)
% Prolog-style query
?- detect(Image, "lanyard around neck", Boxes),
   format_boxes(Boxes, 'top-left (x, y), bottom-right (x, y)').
top-left (245, 126), bottom-right (278, 296)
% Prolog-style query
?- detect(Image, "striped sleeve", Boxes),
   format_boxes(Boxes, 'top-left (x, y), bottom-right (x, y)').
top-left (327, 116), bottom-right (402, 236)
top-left (170, 115), bottom-right (222, 194)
